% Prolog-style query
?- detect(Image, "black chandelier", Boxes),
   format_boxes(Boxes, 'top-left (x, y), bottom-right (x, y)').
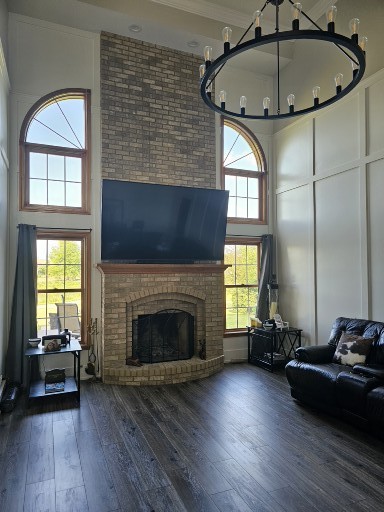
top-left (199, 0), bottom-right (367, 120)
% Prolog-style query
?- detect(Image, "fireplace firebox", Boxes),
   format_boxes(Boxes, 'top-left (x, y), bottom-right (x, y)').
top-left (132, 309), bottom-right (194, 363)
top-left (97, 263), bottom-right (227, 385)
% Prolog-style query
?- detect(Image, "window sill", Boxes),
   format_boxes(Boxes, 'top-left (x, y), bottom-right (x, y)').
top-left (21, 204), bottom-right (91, 215)
top-left (224, 330), bottom-right (248, 338)
top-left (227, 218), bottom-right (267, 225)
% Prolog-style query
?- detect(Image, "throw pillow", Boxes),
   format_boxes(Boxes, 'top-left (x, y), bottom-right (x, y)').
top-left (333, 332), bottom-right (374, 366)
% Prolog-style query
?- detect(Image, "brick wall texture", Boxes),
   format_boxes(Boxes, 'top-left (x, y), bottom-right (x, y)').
top-left (100, 32), bottom-right (216, 188)
top-left (99, 33), bottom-right (224, 385)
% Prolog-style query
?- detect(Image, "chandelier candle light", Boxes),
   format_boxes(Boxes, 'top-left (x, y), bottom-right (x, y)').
top-left (200, 0), bottom-right (367, 120)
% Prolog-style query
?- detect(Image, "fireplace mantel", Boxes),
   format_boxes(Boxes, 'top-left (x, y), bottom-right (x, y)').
top-left (97, 263), bottom-right (230, 274)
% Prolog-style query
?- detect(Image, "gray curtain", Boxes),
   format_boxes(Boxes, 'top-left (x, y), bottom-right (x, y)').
top-left (5, 224), bottom-right (39, 386)
top-left (256, 234), bottom-right (273, 322)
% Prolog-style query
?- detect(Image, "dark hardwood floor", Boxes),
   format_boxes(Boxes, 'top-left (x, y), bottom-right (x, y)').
top-left (1, 363), bottom-right (384, 512)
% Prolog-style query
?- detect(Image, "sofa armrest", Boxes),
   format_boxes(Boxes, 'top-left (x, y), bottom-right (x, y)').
top-left (352, 364), bottom-right (384, 380)
top-left (295, 345), bottom-right (335, 364)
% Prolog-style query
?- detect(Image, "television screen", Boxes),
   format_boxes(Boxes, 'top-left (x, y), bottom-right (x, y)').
top-left (101, 180), bottom-right (229, 263)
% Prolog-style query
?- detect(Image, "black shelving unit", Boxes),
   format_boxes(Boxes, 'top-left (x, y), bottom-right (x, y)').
top-left (248, 326), bottom-right (302, 372)
top-left (25, 339), bottom-right (82, 405)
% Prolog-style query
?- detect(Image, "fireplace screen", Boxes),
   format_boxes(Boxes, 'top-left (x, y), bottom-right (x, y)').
top-left (132, 309), bottom-right (194, 363)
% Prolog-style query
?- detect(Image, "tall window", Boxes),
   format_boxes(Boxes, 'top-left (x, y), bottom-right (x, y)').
top-left (222, 118), bottom-right (267, 224)
top-left (19, 89), bottom-right (91, 214)
top-left (36, 230), bottom-right (91, 347)
top-left (222, 118), bottom-right (265, 332)
top-left (224, 238), bottom-right (260, 332)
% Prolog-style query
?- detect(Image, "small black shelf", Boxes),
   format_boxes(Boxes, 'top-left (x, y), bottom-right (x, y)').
top-left (29, 376), bottom-right (78, 399)
top-left (25, 339), bottom-right (82, 406)
top-left (247, 326), bottom-right (302, 372)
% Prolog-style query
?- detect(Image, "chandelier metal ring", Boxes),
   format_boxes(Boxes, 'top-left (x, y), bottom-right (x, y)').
top-left (200, 29), bottom-right (366, 120)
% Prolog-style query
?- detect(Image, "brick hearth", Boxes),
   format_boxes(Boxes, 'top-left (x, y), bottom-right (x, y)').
top-left (97, 264), bottom-right (228, 385)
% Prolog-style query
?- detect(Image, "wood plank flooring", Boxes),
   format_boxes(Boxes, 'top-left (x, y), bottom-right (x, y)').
top-left (1, 363), bottom-right (384, 511)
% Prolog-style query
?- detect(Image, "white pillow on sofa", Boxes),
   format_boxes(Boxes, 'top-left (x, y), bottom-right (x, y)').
top-left (332, 332), bottom-right (374, 366)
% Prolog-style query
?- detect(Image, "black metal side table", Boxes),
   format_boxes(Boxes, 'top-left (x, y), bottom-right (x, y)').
top-left (248, 326), bottom-right (302, 372)
top-left (25, 339), bottom-right (82, 406)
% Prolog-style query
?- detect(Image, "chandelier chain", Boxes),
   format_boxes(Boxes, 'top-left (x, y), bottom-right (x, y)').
top-left (275, 1), bottom-right (281, 114)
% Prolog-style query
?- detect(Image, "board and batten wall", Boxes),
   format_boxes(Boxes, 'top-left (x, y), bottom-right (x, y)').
top-left (0, 31), bottom-right (9, 379)
top-left (274, 67), bottom-right (384, 346)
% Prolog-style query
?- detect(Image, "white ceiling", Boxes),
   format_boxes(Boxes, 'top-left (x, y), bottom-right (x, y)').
top-left (81, 0), bottom-right (331, 31)
top-left (8, 0), bottom-right (338, 75)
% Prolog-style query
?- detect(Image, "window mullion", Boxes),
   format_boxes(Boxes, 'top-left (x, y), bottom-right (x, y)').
top-left (224, 167), bottom-right (263, 178)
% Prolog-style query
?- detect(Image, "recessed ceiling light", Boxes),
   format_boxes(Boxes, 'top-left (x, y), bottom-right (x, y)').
top-left (187, 40), bottom-right (199, 48)
top-left (129, 24), bottom-right (142, 33)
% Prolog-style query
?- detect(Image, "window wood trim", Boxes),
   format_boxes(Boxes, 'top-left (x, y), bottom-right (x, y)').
top-left (224, 168), bottom-right (264, 178)
top-left (223, 237), bottom-right (261, 334)
top-left (221, 117), bottom-right (268, 225)
top-left (36, 229), bottom-right (91, 348)
top-left (19, 89), bottom-right (91, 214)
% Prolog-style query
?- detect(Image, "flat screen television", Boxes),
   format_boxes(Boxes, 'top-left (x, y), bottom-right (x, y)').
top-left (101, 180), bottom-right (229, 263)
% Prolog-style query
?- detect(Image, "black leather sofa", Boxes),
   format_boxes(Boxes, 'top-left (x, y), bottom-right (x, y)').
top-left (285, 317), bottom-right (384, 431)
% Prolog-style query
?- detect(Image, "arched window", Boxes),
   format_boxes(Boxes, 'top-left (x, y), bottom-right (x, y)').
top-left (222, 118), bottom-right (267, 224)
top-left (19, 89), bottom-right (91, 213)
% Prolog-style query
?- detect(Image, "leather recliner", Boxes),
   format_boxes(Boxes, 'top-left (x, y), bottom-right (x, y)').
top-left (285, 317), bottom-right (384, 431)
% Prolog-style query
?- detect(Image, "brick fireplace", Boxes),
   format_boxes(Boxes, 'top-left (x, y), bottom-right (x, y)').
top-left (97, 263), bottom-right (227, 385)
top-left (99, 33), bottom-right (222, 385)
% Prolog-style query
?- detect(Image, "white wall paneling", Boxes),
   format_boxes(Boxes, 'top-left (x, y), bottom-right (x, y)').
top-left (275, 68), bottom-right (384, 346)
top-left (367, 78), bottom-right (384, 156)
top-left (367, 158), bottom-right (384, 322)
top-left (275, 119), bottom-right (313, 190)
top-left (315, 169), bottom-right (362, 343)
top-left (314, 95), bottom-right (360, 175)
top-left (0, 35), bottom-right (9, 377)
top-left (276, 184), bottom-right (314, 343)
top-left (0, 155), bottom-right (8, 376)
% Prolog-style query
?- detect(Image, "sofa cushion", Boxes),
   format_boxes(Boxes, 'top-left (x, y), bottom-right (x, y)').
top-left (336, 371), bottom-right (381, 417)
top-left (353, 364), bottom-right (384, 380)
top-left (285, 361), bottom-right (349, 405)
top-left (367, 386), bottom-right (384, 426)
top-left (332, 332), bottom-right (374, 366)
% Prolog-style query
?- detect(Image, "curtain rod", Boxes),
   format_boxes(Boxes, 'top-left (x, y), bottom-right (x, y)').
top-left (17, 225), bottom-right (92, 232)
top-left (35, 227), bottom-right (92, 232)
